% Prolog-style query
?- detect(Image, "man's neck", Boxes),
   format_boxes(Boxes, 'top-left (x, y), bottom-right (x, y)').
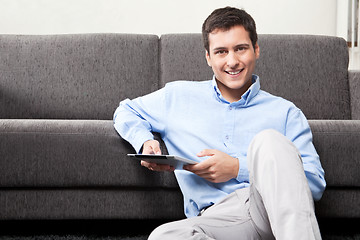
top-left (216, 79), bottom-right (252, 103)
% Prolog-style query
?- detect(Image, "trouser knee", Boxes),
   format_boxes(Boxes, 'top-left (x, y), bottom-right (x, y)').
top-left (148, 223), bottom-right (168, 240)
top-left (247, 129), bottom-right (302, 173)
top-left (250, 129), bottom-right (285, 148)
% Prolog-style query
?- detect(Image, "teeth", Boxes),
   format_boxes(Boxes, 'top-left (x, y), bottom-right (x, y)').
top-left (227, 70), bottom-right (241, 75)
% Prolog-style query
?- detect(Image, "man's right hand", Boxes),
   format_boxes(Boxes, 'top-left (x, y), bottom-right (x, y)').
top-left (141, 140), bottom-right (175, 172)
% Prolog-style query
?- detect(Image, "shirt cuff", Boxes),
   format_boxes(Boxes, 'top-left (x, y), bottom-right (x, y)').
top-left (236, 156), bottom-right (249, 182)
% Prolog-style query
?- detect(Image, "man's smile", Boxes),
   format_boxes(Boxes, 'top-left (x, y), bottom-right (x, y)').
top-left (225, 68), bottom-right (244, 76)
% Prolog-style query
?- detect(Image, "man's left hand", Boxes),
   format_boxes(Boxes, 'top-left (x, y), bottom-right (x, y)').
top-left (183, 149), bottom-right (239, 183)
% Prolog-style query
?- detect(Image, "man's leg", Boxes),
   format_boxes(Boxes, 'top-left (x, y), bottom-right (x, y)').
top-left (247, 129), bottom-right (322, 240)
top-left (148, 188), bottom-right (260, 240)
top-left (149, 129), bottom-right (322, 240)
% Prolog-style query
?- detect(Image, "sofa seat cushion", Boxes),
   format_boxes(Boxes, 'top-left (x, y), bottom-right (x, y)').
top-left (0, 119), bottom-right (178, 188)
top-left (2, 119), bottom-right (359, 189)
top-left (309, 120), bottom-right (360, 187)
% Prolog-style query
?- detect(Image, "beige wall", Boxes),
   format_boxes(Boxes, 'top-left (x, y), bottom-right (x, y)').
top-left (0, 0), bottom-right (337, 36)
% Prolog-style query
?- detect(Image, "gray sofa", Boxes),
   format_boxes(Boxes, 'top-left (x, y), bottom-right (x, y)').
top-left (0, 33), bottom-right (359, 238)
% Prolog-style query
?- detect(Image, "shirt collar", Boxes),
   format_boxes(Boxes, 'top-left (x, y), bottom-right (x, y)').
top-left (212, 74), bottom-right (260, 106)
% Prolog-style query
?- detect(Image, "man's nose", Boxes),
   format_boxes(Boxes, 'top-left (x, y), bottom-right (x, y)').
top-left (226, 52), bottom-right (239, 68)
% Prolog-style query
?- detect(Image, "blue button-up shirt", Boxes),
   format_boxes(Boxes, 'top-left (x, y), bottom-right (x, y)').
top-left (113, 75), bottom-right (326, 218)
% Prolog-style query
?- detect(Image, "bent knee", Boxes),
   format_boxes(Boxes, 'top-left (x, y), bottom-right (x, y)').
top-left (148, 224), bottom-right (169, 240)
top-left (254, 129), bottom-right (282, 142)
top-left (248, 129), bottom-right (301, 167)
top-left (148, 219), bottom-right (207, 240)
top-left (248, 129), bottom-right (299, 160)
top-left (249, 129), bottom-right (285, 149)
top-left (148, 221), bottom-right (189, 240)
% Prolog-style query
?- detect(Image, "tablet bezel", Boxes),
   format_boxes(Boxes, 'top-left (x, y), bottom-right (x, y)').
top-left (127, 154), bottom-right (197, 169)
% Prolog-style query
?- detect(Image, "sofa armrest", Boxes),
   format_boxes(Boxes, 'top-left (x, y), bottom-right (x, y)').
top-left (349, 70), bottom-right (360, 120)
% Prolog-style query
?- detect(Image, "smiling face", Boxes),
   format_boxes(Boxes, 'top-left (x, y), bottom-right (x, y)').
top-left (206, 25), bottom-right (260, 103)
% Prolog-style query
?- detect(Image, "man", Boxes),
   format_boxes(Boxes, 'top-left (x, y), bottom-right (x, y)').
top-left (114, 7), bottom-right (326, 240)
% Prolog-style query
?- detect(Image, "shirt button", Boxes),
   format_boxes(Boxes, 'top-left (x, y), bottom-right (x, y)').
top-left (229, 107), bottom-right (232, 110)
top-left (225, 135), bottom-right (229, 140)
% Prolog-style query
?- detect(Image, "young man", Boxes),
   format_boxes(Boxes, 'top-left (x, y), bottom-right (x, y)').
top-left (114, 7), bottom-right (326, 240)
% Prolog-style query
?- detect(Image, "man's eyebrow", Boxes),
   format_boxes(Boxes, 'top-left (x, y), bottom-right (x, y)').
top-left (234, 43), bottom-right (250, 48)
top-left (212, 43), bottom-right (250, 52)
top-left (212, 47), bottom-right (227, 52)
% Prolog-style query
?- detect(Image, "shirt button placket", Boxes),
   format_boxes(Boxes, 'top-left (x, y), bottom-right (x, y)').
top-left (223, 105), bottom-right (234, 147)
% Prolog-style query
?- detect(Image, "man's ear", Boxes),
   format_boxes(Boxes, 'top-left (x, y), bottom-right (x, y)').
top-left (205, 50), bottom-right (212, 67)
top-left (255, 43), bottom-right (260, 59)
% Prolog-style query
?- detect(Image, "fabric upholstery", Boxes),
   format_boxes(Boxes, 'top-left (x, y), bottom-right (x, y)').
top-left (1, 119), bottom-right (358, 189)
top-left (256, 35), bottom-right (350, 120)
top-left (309, 120), bottom-right (360, 187)
top-left (0, 34), bottom-right (159, 120)
top-left (159, 34), bottom-right (213, 86)
top-left (349, 70), bottom-right (360, 119)
top-left (315, 188), bottom-right (360, 218)
top-left (160, 34), bottom-right (351, 120)
top-left (0, 189), bottom-right (184, 220)
top-left (0, 120), bottom-right (178, 188)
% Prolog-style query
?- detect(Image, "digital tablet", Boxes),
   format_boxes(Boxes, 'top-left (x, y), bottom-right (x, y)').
top-left (127, 154), bottom-right (197, 169)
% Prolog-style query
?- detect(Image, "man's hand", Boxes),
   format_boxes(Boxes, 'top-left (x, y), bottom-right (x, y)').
top-left (142, 139), bottom-right (162, 155)
top-left (140, 139), bottom-right (174, 172)
top-left (184, 149), bottom-right (239, 183)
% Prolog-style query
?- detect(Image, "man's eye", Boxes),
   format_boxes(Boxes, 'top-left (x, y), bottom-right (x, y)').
top-left (215, 50), bottom-right (226, 55)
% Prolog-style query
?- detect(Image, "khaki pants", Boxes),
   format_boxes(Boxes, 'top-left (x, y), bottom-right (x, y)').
top-left (148, 129), bottom-right (322, 240)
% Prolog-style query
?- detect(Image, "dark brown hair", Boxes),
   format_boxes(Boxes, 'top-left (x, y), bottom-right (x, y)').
top-left (202, 7), bottom-right (258, 53)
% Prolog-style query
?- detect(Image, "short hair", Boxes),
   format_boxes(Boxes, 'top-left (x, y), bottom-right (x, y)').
top-left (202, 7), bottom-right (258, 53)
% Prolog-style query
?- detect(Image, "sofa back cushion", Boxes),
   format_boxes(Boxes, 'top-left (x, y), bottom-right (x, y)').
top-left (349, 71), bottom-right (360, 120)
top-left (0, 34), bottom-right (159, 119)
top-left (160, 34), bottom-right (351, 120)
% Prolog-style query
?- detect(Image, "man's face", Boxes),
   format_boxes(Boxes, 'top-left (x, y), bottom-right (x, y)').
top-left (206, 25), bottom-right (260, 102)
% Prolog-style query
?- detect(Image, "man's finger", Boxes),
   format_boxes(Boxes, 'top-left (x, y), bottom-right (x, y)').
top-left (141, 160), bottom-right (174, 172)
top-left (197, 149), bottom-right (216, 157)
top-left (152, 145), bottom-right (161, 155)
top-left (143, 140), bottom-right (162, 155)
top-left (184, 158), bottom-right (213, 172)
